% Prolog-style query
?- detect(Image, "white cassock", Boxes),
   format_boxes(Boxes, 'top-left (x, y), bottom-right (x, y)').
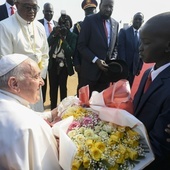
top-left (0, 12), bottom-right (49, 112)
top-left (0, 90), bottom-right (61, 170)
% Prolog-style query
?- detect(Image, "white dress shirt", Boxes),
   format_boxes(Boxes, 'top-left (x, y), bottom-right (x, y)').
top-left (5, 2), bottom-right (16, 17)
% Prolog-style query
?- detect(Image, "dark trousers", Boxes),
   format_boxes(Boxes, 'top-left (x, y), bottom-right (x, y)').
top-left (78, 75), bottom-right (110, 97)
top-left (42, 77), bottom-right (47, 103)
top-left (49, 62), bottom-right (68, 110)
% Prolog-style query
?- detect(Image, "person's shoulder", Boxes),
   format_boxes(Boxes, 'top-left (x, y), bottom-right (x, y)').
top-left (74, 21), bottom-right (83, 26)
top-left (0, 14), bottom-right (15, 26)
top-left (0, 3), bottom-right (6, 8)
top-left (38, 18), bottom-right (44, 22)
top-left (68, 30), bottom-right (78, 38)
top-left (34, 20), bottom-right (46, 34)
top-left (110, 17), bottom-right (119, 24)
top-left (52, 20), bottom-right (58, 26)
top-left (35, 20), bottom-right (45, 28)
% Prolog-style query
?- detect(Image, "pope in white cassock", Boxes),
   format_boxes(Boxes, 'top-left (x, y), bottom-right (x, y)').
top-left (0, 0), bottom-right (49, 112)
top-left (0, 54), bottom-right (61, 169)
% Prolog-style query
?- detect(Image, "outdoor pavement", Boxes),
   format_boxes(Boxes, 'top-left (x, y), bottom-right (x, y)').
top-left (44, 73), bottom-right (78, 111)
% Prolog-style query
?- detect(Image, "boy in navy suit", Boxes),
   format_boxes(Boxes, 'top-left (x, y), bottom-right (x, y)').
top-left (133, 12), bottom-right (170, 169)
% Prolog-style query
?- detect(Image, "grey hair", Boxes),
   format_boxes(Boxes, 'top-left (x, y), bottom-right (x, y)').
top-left (0, 63), bottom-right (26, 89)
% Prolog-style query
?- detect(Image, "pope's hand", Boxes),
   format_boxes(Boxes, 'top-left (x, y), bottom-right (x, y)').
top-left (51, 107), bottom-right (61, 123)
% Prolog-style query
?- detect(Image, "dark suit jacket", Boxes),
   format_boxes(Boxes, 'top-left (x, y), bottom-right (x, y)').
top-left (77, 12), bottom-right (119, 81)
top-left (0, 4), bottom-right (8, 21)
top-left (133, 66), bottom-right (170, 169)
top-left (118, 26), bottom-right (143, 75)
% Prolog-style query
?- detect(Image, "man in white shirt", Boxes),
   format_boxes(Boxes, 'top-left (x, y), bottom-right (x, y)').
top-left (0, 0), bottom-right (49, 112)
top-left (0, 53), bottom-right (61, 170)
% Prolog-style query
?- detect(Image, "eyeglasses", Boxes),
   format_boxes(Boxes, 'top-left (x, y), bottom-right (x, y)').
top-left (17, 2), bottom-right (40, 12)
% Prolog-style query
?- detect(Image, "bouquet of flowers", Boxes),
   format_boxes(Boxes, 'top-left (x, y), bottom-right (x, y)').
top-left (52, 97), bottom-right (154, 170)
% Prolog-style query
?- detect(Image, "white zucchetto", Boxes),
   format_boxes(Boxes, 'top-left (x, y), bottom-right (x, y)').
top-left (0, 53), bottom-right (28, 76)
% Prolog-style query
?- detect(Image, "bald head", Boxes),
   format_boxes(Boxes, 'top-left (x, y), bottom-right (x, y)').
top-left (141, 12), bottom-right (170, 38)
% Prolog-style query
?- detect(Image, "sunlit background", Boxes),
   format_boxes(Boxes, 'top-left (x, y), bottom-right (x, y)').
top-left (1, 0), bottom-right (170, 28)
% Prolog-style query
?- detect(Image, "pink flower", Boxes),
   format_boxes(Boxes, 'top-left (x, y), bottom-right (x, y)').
top-left (67, 121), bottom-right (81, 133)
top-left (82, 117), bottom-right (93, 127)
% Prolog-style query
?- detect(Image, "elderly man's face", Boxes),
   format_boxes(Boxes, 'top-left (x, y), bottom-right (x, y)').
top-left (15, 0), bottom-right (39, 22)
top-left (17, 59), bottom-right (44, 104)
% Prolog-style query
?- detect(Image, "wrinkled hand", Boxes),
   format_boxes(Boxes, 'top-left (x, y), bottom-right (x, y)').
top-left (165, 124), bottom-right (170, 142)
top-left (51, 107), bottom-right (61, 123)
top-left (75, 65), bottom-right (81, 73)
top-left (96, 59), bottom-right (108, 72)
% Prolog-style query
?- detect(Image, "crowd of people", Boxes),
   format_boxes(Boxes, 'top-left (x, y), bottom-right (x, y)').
top-left (0, 0), bottom-right (170, 169)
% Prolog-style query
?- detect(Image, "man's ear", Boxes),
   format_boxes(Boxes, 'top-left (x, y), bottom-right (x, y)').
top-left (8, 77), bottom-right (19, 92)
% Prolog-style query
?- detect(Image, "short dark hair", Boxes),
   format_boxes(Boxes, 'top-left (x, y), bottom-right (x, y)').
top-left (58, 14), bottom-right (73, 28)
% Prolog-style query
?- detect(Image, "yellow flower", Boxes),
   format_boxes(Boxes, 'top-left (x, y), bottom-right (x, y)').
top-left (110, 150), bottom-right (125, 164)
top-left (126, 129), bottom-right (140, 140)
top-left (72, 159), bottom-right (81, 170)
top-left (76, 145), bottom-right (84, 157)
top-left (85, 139), bottom-right (94, 148)
top-left (127, 147), bottom-right (138, 160)
top-left (90, 147), bottom-right (102, 161)
top-left (38, 61), bottom-right (43, 69)
top-left (109, 163), bottom-right (119, 170)
top-left (83, 155), bottom-right (91, 168)
top-left (118, 144), bottom-right (126, 154)
top-left (110, 134), bottom-right (120, 143)
top-left (95, 141), bottom-right (105, 152)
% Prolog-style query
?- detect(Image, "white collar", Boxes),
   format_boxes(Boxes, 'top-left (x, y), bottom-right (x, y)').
top-left (5, 2), bottom-right (16, 9)
top-left (44, 18), bottom-right (53, 24)
top-left (150, 63), bottom-right (170, 81)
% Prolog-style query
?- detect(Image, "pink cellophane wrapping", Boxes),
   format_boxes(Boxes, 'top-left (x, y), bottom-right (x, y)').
top-left (89, 79), bottom-right (133, 113)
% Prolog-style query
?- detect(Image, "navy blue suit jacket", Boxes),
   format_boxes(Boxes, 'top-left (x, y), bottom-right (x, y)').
top-left (133, 66), bottom-right (170, 169)
top-left (118, 26), bottom-right (143, 75)
top-left (0, 4), bottom-right (8, 21)
top-left (77, 12), bottom-right (119, 81)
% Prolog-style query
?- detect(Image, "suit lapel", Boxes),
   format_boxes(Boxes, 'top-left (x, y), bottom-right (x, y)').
top-left (96, 14), bottom-right (108, 44)
top-left (107, 18), bottom-right (118, 59)
top-left (134, 66), bottom-right (170, 116)
top-left (3, 4), bottom-right (8, 18)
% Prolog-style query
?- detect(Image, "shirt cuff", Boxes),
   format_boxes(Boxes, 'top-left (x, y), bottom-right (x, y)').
top-left (92, 56), bottom-right (98, 63)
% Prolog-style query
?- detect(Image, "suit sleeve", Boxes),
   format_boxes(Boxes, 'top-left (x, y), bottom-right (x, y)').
top-left (117, 28), bottom-right (126, 61)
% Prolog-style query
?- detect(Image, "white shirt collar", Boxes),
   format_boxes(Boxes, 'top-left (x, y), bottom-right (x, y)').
top-left (5, 2), bottom-right (16, 16)
top-left (150, 63), bottom-right (170, 81)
